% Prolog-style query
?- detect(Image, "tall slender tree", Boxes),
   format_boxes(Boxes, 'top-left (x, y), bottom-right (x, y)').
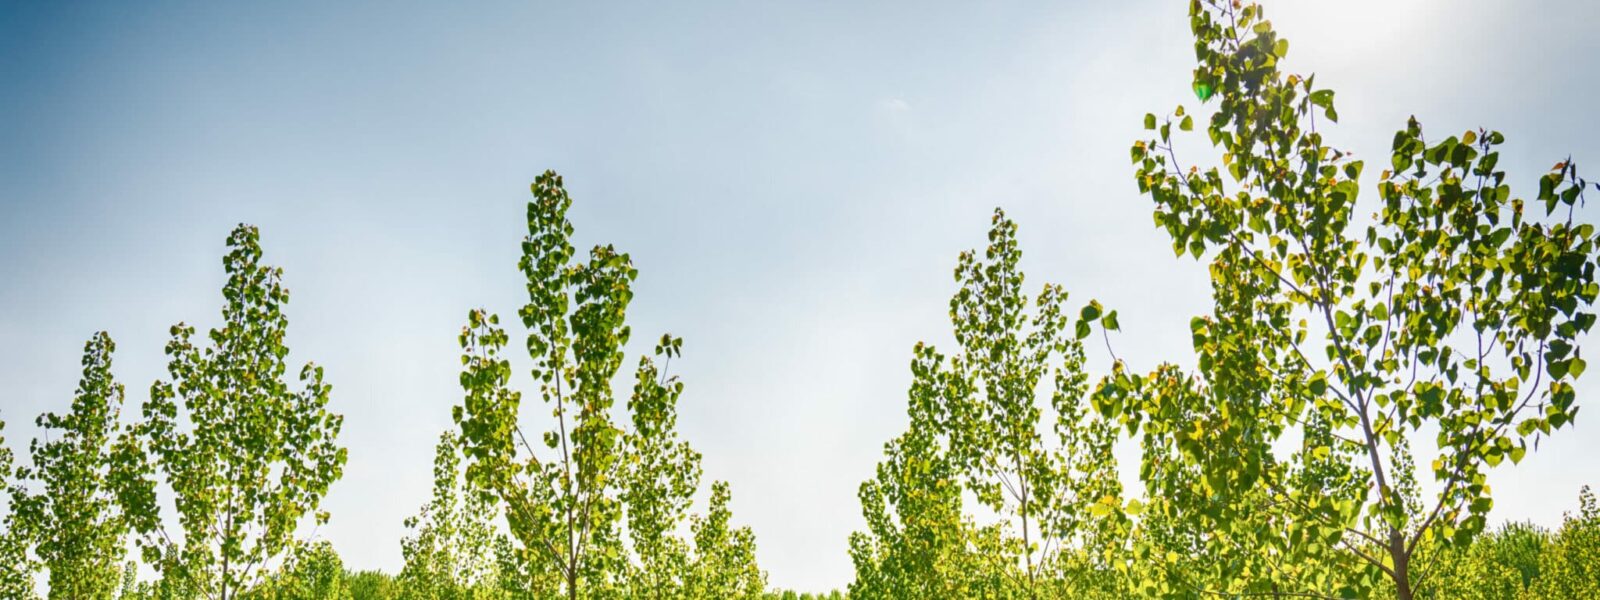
top-left (242, 540), bottom-right (353, 600)
top-left (12, 332), bottom-right (143, 599)
top-left (122, 225), bottom-right (348, 599)
top-left (684, 482), bottom-right (765, 599)
top-left (851, 209), bottom-right (1125, 599)
top-left (1102, 1), bottom-right (1600, 597)
top-left (454, 171), bottom-right (764, 600)
top-left (398, 431), bottom-right (514, 600)
top-left (619, 334), bottom-right (702, 599)
top-left (0, 418), bottom-right (39, 600)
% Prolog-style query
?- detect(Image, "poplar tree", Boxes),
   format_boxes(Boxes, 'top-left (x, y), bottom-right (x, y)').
top-left (454, 171), bottom-right (764, 599)
top-left (0, 418), bottom-right (39, 600)
top-left (1103, 1), bottom-right (1600, 597)
top-left (123, 225), bottom-right (349, 599)
top-left (13, 332), bottom-right (143, 599)
top-left (851, 209), bottom-right (1124, 599)
top-left (398, 431), bottom-right (513, 600)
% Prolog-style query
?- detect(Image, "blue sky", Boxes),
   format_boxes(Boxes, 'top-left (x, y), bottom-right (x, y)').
top-left (3, 0), bottom-right (1599, 592)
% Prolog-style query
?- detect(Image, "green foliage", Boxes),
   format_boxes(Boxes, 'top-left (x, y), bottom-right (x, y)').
top-left (684, 482), bottom-right (765, 599)
top-left (1526, 486), bottom-right (1600, 598)
top-left (761, 591), bottom-right (844, 600)
top-left (346, 570), bottom-right (399, 600)
top-left (4, 5), bottom-right (1594, 600)
top-left (118, 560), bottom-right (200, 600)
top-left (1414, 521), bottom-right (1544, 599)
top-left (1107, 1), bottom-right (1600, 598)
top-left (122, 224), bottom-right (350, 599)
top-left (243, 541), bottom-right (353, 600)
top-left (0, 418), bottom-right (40, 600)
top-left (616, 334), bottom-right (696, 598)
top-left (128, 563), bottom-right (400, 600)
top-left (10, 332), bottom-right (142, 599)
top-left (453, 170), bottom-right (764, 599)
top-left (850, 209), bottom-right (1125, 599)
top-left (1382, 486), bottom-right (1600, 599)
top-left (398, 431), bottom-right (515, 600)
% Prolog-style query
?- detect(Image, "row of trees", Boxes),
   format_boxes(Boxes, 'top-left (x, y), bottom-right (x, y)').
top-left (0, 224), bottom-right (348, 600)
top-left (0, 176), bottom-right (773, 598)
top-left (847, 1), bottom-right (1600, 598)
top-left (3, 1), bottom-right (1596, 598)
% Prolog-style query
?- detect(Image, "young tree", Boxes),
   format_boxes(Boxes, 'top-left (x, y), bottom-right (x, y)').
top-left (848, 341), bottom-right (1020, 599)
top-left (1527, 486), bottom-right (1599, 598)
top-left (346, 570), bottom-right (400, 600)
top-left (398, 431), bottom-right (510, 600)
top-left (1104, 1), bottom-right (1600, 597)
top-left (618, 334), bottom-right (702, 599)
top-left (122, 224), bottom-right (349, 599)
top-left (243, 540), bottom-right (352, 600)
top-left (0, 418), bottom-right (40, 600)
top-left (11, 332), bottom-right (144, 599)
top-left (1398, 486), bottom-right (1600, 598)
top-left (1418, 520), bottom-right (1546, 599)
top-left (683, 482), bottom-right (766, 599)
top-left (850, 209), bottom-right (1124, 599)
top-left (454, 170), bottom-right (764, 599)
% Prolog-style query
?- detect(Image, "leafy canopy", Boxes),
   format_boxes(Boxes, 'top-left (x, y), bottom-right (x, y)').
top-left (850, 209), bottom-right (1125, 599)
top-left (397, 431), bottom-right (515, 600)
top-left (454, 170), bottom-right (764, 600)
top-left (0, 418), bottom-right (39, 600)
top-left (1102, 0), bottom-right (1600, 597)
top-left (123, 224), bottom-right (349, 600)
top-left (12, 332), bottom-right (144, 599)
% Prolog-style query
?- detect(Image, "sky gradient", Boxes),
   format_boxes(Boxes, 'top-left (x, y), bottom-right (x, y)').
top-left (3, 0), bottom-right (1600, 592)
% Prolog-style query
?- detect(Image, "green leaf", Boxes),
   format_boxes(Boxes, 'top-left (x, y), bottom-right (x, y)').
top-left (1103, 310), bottom-right (1121, 331)
top-left (1081, 300), bottom-right (1104, 322)
top-left (1310, 90), bottom-right (1337, 123)
top-left (1549, 358), bottom-right (1570, 380)
top-left (1309, 373), bottom-right (1327, 396)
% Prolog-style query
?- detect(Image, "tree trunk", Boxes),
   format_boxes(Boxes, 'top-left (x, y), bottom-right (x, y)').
top-left (1390, 532), bottom-right (1413, 600)
top-left (1015, 451), bottom-right (1035, 600)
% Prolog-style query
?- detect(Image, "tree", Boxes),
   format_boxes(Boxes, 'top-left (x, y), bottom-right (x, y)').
top-left (848, 336), bottom-right (1023, 598)
top-left (398, 431), bottom-right (511, 600)
top-left (244, 541), bottom-right (353, 600)
top-left (762, 590), bottom-right (845, 600)
top-left (346, 570), bottom-right (400, 600)
top-left (1103, 1), bottom-right (1600, 597)
top-left (122, 224), bottom-right (349, 599)
top-left (11, 332), bottom-right (144, 599)
top-left (850, 209), bottom-right (1124, 599)
top-left (0, 418), bottom-right (40, 600)
top-left (1417, 520), bottom-right (1545, 599)
top-left (683, 482), bottom-right (765, 599)
top-left (454, 170), bottom-right (765, 599)
top-left (1527, 486), bottom-right (1600, 598)
top-left (1395, 486), bottom-right (1600, 598)
top-left (617, 333), bottom-right (702, 600)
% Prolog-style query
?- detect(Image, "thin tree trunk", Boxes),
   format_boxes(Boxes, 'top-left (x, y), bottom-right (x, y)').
top-left (1015, 451), bottom-right (1035, 599)
top-left (1391, 535), bottom-right (1413, 600)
